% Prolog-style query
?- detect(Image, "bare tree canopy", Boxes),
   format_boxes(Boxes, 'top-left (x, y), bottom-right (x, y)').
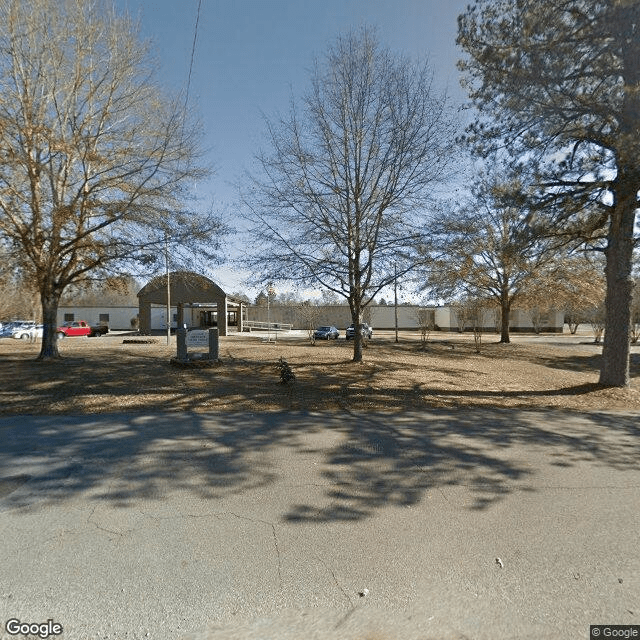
top-left (458, 0), bottom-right (640, 386)
top-left (0, 0), bottom-right (221, 359)
top-left (424, 170), bottom-right (562, 343)
top-left (243, 28), bottom-right (459, 362)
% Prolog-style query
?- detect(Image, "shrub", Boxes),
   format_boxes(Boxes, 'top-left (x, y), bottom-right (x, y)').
top-left (275, 357), bottom-right (296, 384)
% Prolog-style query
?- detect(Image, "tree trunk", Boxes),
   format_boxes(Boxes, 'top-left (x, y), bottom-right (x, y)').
top-left (601, 17), bottom-right (640, 387)
top-left (599, 179), bottom-right (636, 387)
top-left (352, 316), bottom-right (363, 363)
top-left (499, 293), bottom-right (510, 344)
top-left (349, 300), bottom-right (364, 363)
top-left (39, 288), bottom-right (62, 360)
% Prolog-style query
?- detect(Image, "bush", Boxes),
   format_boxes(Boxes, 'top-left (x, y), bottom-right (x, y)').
top-left (275, 357), bottom-right (296, 384)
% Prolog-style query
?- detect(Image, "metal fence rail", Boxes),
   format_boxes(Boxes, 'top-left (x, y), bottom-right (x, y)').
top-left (242, 321), bottom-right (293, 332)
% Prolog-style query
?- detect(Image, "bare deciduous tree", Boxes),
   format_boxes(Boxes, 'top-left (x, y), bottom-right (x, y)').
top-left (243, 28), bottom-right (459, 362)
top-left (0, 0), bottom-right (221, 359)
top-left (465, 296), bottom-right (488, 353)
top-left (415, 307), bottom-right (435, 348)
top-left (450, 300), bottom-right (470, 334)
top-left (297, 301), bottom-right (322, 345)
top-left (458, 0), bottom-right (640, 386)
top-left (61, 275), bottom-right (142, 307)
top-left (424, 172), bottom-right (560, 343)
top-left (522, 254), bottom-right (606, 335)
top-left (0, 267), bottom-right (39, 322)
top-left (590, 304), bottom-right (607, 345)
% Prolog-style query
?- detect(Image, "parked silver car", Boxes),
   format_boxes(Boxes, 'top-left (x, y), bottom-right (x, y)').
top-left (345, 323), bottom-right (373, 339)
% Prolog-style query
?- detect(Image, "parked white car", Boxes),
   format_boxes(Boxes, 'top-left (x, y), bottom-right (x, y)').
top-left (0, 321), bottom-right (33, 338)
top-left (12, 324), bottom-right (43, 340)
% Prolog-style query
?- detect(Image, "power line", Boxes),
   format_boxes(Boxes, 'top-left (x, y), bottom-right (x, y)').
top-left (184, 0), bottom-right (202, 110)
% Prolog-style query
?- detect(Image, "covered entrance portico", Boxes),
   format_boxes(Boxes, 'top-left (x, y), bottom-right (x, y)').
top-left (137, 271), bottom-right (245, 336)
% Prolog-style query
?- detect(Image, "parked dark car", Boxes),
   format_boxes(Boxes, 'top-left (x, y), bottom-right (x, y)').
top-left (345, 323), bottom-right (373, 339)
top-left (89, 324), bottom-right (109, 337)
top-left (313, 325), bottom-right (340, 340)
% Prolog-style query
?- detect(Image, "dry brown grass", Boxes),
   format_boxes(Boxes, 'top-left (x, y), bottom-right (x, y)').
top-left (0, 329), bottom-right (638, 415)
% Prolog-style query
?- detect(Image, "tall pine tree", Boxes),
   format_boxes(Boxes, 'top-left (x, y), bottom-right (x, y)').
top-left (458, 0), bottom-right (640, 386)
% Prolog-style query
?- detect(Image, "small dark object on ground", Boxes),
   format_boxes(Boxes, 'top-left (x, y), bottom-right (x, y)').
top-left (123, 338), bottom-right (159, 344)
top-left (276, 356), bottom-right (296, 384)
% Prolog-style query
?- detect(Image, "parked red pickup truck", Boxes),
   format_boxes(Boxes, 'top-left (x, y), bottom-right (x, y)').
top-left (56, 321), bottom-right (108, 338)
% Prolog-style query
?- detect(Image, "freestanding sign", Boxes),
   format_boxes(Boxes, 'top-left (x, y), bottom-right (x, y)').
top-left (186, 330), bottom-right (209, 347)
top-left (174, 327), bottom-right (219, 365)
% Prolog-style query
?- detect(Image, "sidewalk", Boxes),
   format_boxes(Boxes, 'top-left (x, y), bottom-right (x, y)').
top-left (1, 409), bottom-right (638, 639)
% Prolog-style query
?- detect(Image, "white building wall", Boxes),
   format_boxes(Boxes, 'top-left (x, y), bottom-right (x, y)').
top-left (250, 304), bottom-right (564, 332)
top-left (250, 305), bottom-right (444, 330)
top-left (58, 304), bottom-right (566, 333)
top-left (149, 305), bottom-right (179, 331)
top-left (57, 306), bottom-right (138, 331)
top-left (368, 306), bottom-right (420, 329)
top-left (435, 307), bottom-right (453, 330)
top-left (511, 309), bottom-right (565, 332)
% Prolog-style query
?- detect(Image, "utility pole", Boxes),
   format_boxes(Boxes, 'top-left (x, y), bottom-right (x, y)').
top-left (267, 282), bottom-right (276, 343)
top-left (165, 231), bottom-right (171, 346)
top-left (394, 262), bottom-right (399, 343)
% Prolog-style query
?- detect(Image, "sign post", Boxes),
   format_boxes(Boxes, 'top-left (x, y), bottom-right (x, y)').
top-left (170, 303), bottom-right (222, 368)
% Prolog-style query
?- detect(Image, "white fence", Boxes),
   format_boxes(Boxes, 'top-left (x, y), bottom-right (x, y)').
top-left (242, 320), bottom-right (293, 332)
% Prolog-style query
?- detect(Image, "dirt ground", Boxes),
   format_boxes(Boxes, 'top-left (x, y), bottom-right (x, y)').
top-left (0, 329), bottom-right (638, 415)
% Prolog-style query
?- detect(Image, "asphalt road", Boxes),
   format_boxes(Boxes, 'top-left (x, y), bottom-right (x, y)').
top-left (0, 409), bottom-right (638, 640)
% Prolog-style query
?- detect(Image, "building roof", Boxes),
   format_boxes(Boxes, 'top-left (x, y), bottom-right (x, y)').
top-left (137, 271), bottom-right (245, 306)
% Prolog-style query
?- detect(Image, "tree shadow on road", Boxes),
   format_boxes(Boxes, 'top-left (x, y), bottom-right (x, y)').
top-left (283, 408), bottom-right (640, 522)
top-left (0, 408), bottom-right (638, 524)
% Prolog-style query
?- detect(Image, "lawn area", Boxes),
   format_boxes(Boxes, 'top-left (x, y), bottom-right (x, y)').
top-left (0, 329), bottom-right (638, 415)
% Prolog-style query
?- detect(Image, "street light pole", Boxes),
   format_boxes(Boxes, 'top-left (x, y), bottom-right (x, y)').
top-left (165, 231), bottom-right (171, 346)
top-left (394, 262), bottom-right (399, 343)
top-left (267, 282), bottom-right (276, 342)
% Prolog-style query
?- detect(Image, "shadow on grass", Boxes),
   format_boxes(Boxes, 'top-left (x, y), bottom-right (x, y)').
top-left (0, 407), bottom-right (638, 524)
top-left (424, 382), bottom-right (604, 399)
top-left (0, 339), bottom-right (637, 414)
top-left (535, 351), bottom-right (639, 376)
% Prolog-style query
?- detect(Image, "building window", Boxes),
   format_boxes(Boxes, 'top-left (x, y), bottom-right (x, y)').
top-left (99, 314), bottom-right (110, 323)
top-left (64, 313), bottom-right (74, 322)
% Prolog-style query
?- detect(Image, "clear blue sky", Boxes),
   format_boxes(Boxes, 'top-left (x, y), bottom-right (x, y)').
top-left (116, 0), bottom-right (470, 295)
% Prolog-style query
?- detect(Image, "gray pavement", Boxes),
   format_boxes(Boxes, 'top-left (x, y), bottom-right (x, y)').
top-left (0, 409), bottom-right (638, 640)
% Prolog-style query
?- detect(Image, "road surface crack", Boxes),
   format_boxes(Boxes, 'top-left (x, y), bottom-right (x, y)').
top-left (315, 554), bottom-right (353, 609)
